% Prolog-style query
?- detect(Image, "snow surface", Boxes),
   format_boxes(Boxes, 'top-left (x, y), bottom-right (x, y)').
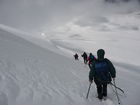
top-left (0, 21), bottom-right (140, 105)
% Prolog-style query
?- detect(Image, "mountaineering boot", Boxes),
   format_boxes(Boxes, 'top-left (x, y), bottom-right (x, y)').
top-left (103, 96), bottom-right (107, 100)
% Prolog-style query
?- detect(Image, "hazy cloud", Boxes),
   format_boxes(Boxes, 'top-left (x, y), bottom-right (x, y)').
top-left (0, 0), bottom-right (139, 34)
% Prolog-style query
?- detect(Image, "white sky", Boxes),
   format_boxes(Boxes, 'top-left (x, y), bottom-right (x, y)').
top-left (0, 0), bottom-right (140, 34)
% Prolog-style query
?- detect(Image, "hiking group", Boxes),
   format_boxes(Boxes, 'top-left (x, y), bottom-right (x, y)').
top-left (74, 49), bottom-right (116, 101)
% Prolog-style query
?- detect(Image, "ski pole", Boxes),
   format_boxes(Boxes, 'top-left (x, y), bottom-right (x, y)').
top-left (110, 83), bottom-right (124, 97)
top-left (86, 82), bottom-right (92, 99)
top-left (113, 79), bottom-right (121, 105)
top-left (110, 82), bottom-right (124, 94)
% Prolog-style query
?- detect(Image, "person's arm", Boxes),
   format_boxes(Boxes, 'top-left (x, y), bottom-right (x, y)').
top-left (106, 59), bottom-right (116, 78)
top-left (89, 61), bottom-right (95, 82)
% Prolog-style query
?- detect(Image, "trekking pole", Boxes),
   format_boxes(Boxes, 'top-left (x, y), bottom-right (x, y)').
top-left (110, 83), bottom-right (124, 98)
top-left (113, 79), bottom-right (121, 105)
top-left (86, 82), bottom-right (92, 99)
top-left (110, 82), bottom-right (124, 94)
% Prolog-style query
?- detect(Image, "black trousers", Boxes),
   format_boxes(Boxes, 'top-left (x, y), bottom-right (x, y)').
top-left (94, 79), bottom-right (107, 99)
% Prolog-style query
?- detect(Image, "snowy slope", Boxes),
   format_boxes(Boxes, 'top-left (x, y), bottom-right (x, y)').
top-left (0, 26), bottom-right (140, 105)
top-left (0, 29), bottom-right (88, 105)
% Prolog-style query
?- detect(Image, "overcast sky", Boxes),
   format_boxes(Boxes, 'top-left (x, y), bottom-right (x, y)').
top-left (0, 0), bottom-right (140, 34)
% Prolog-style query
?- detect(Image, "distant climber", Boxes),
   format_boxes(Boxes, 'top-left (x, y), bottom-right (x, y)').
top-left (81, 52), bottom-right (88, 64)
top-left (89, 49), bottom-right (116, 100)
top-left (74, 53), bottom-right (79, 60)
top-left (87, 53), bottom-right (96, 68)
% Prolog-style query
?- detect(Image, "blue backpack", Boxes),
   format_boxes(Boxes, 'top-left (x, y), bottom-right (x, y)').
top-left (95, 60), bottom-right (111, 83)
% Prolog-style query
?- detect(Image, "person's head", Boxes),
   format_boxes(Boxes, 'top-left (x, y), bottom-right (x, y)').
top-left (97, 49), bottom-right (105, 60)
top-left (89, 53), bottom-right (92, 56)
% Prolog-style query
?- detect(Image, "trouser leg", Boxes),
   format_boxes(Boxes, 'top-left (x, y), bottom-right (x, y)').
top-left (88, 64), bottom-right (91, 69)
top-left (97, 85), bottom-right (103, 99)
top-left (103, 84), bottom-right (107, 97)
top-left (84, 59), bottom-right (86, 63)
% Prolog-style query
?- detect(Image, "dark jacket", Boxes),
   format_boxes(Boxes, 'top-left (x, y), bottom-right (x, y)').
top-left (81, 52), bottom-right (87, 59)
top-left (89, 49), bottom-right (116, 84)
top-left (89, 58), bottom-right (116, 83)
top-left (87, 54), bottom-right (96, 65)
